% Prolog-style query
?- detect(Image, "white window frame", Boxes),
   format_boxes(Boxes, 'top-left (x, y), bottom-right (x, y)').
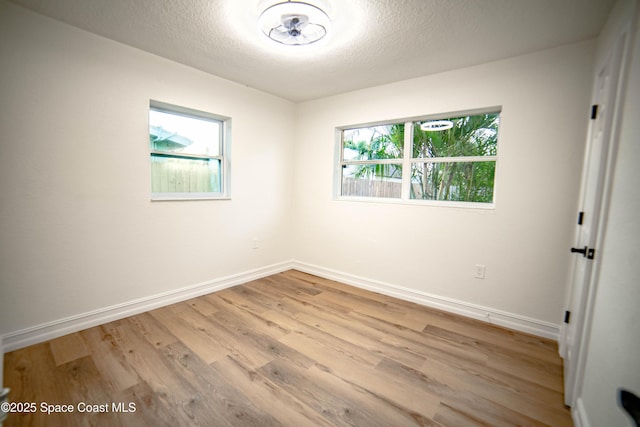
top-left (149, 100), bottom-right (231, 201)
top-left (335, 107), bottom-right (500, 209)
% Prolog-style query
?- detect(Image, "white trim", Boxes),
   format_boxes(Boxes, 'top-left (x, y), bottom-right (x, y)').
top-left (561, 2), bottom-right (638, 407)
top-left (409, 156), bottom-right (497, 163)
top-left (335, 106), bottom-right (503, 131)
top-left (400, 121), bottom-right (413, 199)
top-left (149, 100), bottom-right (232, 200)
top-left (151, 193), bottom-right (231, 201)
top-left (335, 196), bottom-right (496, 210)
top-left (292, 261), bottom-right (560, 340)
top-left (1, 261), bottom-right (294, 353)
top-left (572, 397), bottom-right (591, 427)
top-left (2, 258), bottom-right (559, 353)
top-left (336, 109), bottom-right (501, 207)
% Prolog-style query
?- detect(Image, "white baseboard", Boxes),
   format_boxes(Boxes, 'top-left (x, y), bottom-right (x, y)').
top-left (1, 261), bottom-right (294, 352)
top-left (2, 259), bottom-right (560, 353)
top-left (291, 261), bottom-right (560, 340)
top-left (572, 397), bottom-right (590, 427)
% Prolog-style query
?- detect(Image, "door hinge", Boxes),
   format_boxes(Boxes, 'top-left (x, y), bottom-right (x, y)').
top-left (577, 211), bottom-right (584, 225)
top-left (571, 246), bottom-right (596, 259)
top-left (591, 104), bottom-right (599, 120)
top-left (564, 310), bottom-right (571, 324)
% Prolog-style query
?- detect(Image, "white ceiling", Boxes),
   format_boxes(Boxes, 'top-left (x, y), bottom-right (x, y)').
top-left (9, 0), bottom-right (615, 102)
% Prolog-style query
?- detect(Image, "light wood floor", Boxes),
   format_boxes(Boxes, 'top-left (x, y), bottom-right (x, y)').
top-left (4, 270), bottom-right (571, 426)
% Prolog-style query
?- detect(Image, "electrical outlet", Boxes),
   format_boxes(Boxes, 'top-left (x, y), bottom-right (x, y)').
top-left (474, 264), bottom-right (486, 279)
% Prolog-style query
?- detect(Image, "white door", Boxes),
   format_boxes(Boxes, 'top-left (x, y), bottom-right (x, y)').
top-left (561, 29), bottom-right (628, 407)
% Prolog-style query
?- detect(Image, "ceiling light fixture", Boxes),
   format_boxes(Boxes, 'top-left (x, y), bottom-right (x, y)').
top-left (421, 120), bottom-right (454, 131)
top-left (258, 1), bottom-right (331, 46)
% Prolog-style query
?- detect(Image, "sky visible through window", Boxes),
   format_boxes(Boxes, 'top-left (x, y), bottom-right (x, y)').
top-left (149, 110), bottom-right (220, 156)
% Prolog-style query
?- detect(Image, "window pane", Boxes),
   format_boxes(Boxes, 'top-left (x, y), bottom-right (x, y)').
top-left (410, 161), bottom-right (495, 203)
top-left (412, 113), bottom-right (499, 158)
top-left (151, 156), bottom-right (221, 193)
top-left (149, 109), bottom-right (221, 156)
top-left (342, 164), bottom-right (402, 198)
top-left (342, 124), bottom-right (404, 161)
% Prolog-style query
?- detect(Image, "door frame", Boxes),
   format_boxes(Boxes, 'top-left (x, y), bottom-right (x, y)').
top-left (561, 1), bottom-right (637, 408)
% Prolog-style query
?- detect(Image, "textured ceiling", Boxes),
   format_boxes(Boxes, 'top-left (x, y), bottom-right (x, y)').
top-left (8, 0), bottom-right (616, 102)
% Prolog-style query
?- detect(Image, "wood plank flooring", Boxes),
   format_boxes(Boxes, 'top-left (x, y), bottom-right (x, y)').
top-left (3, 270), bottom-right (572, 426)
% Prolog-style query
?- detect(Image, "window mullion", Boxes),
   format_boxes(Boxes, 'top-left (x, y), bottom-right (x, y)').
top-left (342, 159), bottom-right (403, 166)
top-left (400, 121), bottom-right (413, 199)
top-left (150, 151), bottom-right (220, 161)
top-left (410, 155), bottom-right (497, 164)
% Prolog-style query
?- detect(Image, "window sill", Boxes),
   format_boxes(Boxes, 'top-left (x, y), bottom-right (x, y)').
top-left (151, 192), bottom-right (231, 202)
top-left (335, 196), bottom-right (495, 210)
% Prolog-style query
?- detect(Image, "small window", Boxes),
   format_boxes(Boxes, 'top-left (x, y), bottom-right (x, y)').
top-left (339, 109), bottom-right (500, 206)
top-left (149, 101), bottom-right (230, 200)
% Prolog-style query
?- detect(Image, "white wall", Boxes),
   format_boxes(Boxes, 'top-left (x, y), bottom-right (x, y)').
top-left (0, 1), bottom-right (295, 342)
top-left (577, 1), bottom-right (640, 425)
top-left (292, 41), bottom-right (594, 330)
top-left (0, 0), bottom-right (599, 349)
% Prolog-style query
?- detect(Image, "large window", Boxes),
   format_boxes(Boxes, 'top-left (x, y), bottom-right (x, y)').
top-left (339, 109), bottom-right (500, 206)
top-left (149, 101), bottom-right (230, 200)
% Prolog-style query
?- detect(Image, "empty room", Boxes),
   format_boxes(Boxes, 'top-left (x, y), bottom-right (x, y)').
top-left (1, 0), bottom-right (639, 426)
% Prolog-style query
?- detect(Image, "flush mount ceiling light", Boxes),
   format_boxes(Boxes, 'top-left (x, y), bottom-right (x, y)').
top-left (259, 1), bottom-right (331, 46)
top-left (420, 120), bottom-right (454, 131)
